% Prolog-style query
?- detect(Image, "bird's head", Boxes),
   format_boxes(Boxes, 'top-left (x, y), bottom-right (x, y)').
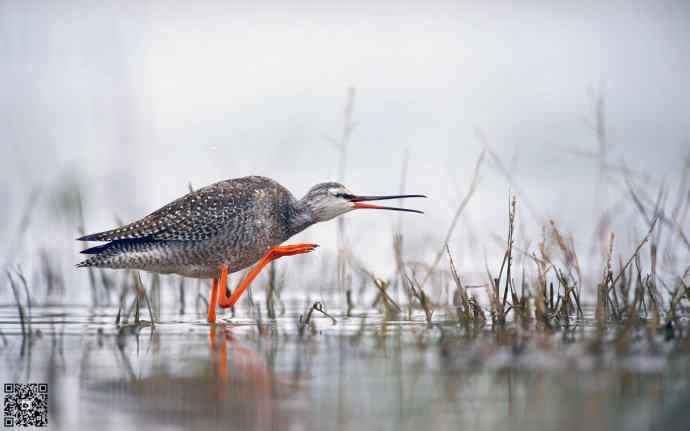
top-left (301, 182), bottom-right (426, 223)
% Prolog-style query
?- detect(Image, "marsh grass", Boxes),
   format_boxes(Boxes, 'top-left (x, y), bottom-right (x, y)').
top-left (113, 271), bottom-right (156, 328)
top-left (371, 277), bottom-right (401, 319)
top-left (403, 273), bottom-right (433, 323)
top-left (7, 271), bottom-right (26, 338)
top-left (6, 172), bottom-right (687, 364)
top-left (298, 302), bottom-right (336, 336)
top-left (330, 168), bottom-right (688, 351)
top-left (2, 102), bottom-right (690, 379)
top-left (265, 261), bottom-right (286, 319)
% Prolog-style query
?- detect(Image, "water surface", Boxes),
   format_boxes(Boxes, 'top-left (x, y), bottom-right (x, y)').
top-left (1, 305), bottom-right (689, 430)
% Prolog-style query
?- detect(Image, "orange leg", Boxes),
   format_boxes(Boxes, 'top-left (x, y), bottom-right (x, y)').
top-left (209, 323), bottom-right (229, 382)
top-left (207, 277), bottom-right (220, 323)
top-left (216, 243), bottom-right (318, 310)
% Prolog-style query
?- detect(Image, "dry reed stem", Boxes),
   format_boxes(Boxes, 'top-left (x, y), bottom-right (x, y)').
top-left (404, 273), bottom-right (434, 323)
top-left (420, 149), bottom-right (485, 287)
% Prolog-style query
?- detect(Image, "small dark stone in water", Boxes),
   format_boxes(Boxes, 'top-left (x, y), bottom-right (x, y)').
top-left (664, 320), bottom-right (674, 341)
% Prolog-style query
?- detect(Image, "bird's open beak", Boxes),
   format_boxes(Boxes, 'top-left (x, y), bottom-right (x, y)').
top-left (349, 194), bottom-right (426, 213)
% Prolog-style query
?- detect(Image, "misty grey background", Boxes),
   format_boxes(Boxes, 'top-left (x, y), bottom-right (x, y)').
top-left (1, 1), bottom-right (689, 298)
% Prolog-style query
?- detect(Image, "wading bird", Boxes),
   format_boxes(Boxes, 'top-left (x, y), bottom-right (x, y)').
top-left (77, 176), bottom-right (425, 322)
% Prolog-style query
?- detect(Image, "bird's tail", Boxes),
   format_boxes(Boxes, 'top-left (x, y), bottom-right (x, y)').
top-left (77, 242), bottom-right (117, 268)
top-left (76, 238), bottom-right (148, 268)
top-left (76, 259), bottom-right (96, 268)
top-left (80, 243), bottom-right (112, 254)
top-left (76, 256), bottom-right (105, 268)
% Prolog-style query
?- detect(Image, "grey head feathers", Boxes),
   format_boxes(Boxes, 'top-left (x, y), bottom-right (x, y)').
top-left (298, 182), bottom-right (355, 223)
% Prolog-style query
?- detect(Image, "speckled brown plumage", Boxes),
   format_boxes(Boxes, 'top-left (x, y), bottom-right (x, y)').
top-left (77, 175), bottom-right (425, 281)
top-left (77, 176), bottom-right (313, 278)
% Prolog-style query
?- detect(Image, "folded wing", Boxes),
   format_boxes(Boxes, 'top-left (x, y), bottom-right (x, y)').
top-left (78, 182), bottom-right (242, 242)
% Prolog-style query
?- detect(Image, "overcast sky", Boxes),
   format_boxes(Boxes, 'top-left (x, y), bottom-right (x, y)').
top-left (1, 0), bottom-right (689, 281)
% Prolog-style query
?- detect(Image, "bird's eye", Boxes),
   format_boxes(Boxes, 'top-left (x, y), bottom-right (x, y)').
top-left (337, 193), bottom-right (355, 200)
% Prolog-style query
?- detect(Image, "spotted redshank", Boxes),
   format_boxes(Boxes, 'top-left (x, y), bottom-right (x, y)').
top-left (77, 176), bottom-right (425, 322)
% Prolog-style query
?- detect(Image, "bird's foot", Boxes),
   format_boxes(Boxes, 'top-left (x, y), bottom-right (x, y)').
top-left (268, 243), bottom-right (319, 258)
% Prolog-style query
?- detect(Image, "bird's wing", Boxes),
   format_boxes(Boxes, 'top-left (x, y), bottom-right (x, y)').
top-left (78, 181), bottom-right (247, 242)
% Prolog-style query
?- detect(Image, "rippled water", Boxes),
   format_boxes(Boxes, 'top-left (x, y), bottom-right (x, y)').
top-left (1, 305), bottom-right (689, 431)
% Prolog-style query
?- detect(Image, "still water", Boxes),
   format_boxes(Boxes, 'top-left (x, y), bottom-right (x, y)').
top-left (1, 305), bottom-right (689, 431)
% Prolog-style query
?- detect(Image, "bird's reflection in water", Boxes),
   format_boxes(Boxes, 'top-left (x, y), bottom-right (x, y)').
top-left (208, 324), bottom-right (295, 394)
top-left (83, 324), bottom-right (304, 431)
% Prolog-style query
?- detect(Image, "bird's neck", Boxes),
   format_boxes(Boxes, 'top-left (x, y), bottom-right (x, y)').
top-left (287, 199), bottom-right (316, 237)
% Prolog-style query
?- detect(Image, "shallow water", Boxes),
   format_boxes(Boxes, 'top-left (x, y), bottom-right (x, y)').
top-left (1, 305), bottom-right (689, 431)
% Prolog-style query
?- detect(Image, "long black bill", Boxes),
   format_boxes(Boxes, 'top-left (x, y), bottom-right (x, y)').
top-left (349, 194), bottom-right (426, 213)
